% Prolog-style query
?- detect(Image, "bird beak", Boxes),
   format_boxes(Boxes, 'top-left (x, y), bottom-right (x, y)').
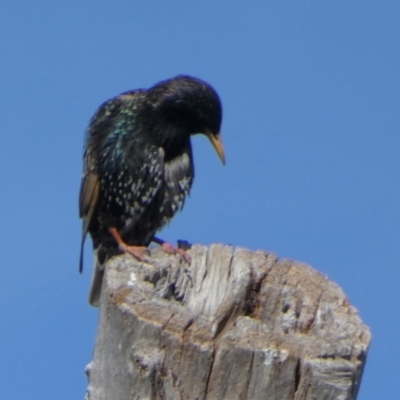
top-left (206, 131), bottom-right (226, 165)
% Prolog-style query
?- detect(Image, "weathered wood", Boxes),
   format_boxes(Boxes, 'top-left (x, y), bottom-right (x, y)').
top-left (85, 244), bottom-right (371, 400)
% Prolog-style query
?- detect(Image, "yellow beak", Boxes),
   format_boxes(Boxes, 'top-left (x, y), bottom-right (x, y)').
top-left (206, 132), bottom-right (226, 165)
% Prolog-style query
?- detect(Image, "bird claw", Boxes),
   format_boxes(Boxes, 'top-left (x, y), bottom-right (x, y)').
top-left (161, 242), bottom-right (191, 263)
top-left (119, 243), bottom-right (148, 262)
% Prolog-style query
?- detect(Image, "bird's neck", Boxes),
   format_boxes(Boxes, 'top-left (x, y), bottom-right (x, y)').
top-left (152, 123), bottom-right (190, 162)
top-left (166, 134), bottom-right (191, 162)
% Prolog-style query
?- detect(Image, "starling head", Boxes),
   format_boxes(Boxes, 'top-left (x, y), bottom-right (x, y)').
top-left (149, 75), bottom-right (225, 164)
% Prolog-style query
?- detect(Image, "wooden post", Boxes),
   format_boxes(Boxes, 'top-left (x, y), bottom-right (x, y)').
top-left (85, 244), bottom-right (370, 400)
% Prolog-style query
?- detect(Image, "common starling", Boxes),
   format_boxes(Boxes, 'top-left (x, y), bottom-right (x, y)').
top-left (79, 75), bottom-right (225, 306)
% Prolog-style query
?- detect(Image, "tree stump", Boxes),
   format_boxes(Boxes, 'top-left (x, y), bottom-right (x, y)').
top-left (85, 244), bottom-right (371, 400)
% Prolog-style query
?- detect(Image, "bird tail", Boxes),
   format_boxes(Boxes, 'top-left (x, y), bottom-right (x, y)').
top-left (88, 249), bottom-right (105, 307)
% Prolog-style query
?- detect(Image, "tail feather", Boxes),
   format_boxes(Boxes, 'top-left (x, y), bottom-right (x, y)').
top-left (88, 249), bottom-right (105, 307)
top-left (79, 237), bottom-right (85, 274)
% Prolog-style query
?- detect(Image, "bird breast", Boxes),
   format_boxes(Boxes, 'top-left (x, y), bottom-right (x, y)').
top-left (158, 145), bottom-right (194, 226)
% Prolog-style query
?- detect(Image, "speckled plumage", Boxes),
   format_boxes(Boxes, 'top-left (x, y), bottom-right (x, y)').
top-left (79, 75), bottom-right (225, 306)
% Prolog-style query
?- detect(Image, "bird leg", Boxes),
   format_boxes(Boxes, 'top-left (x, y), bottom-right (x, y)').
top-left (109, 227), bottom-right (147, 262)
top-left (152, 236), bottom-right (191, 263)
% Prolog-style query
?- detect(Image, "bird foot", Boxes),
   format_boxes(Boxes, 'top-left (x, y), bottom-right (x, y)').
top-left (161, 242), bottom-right (191, 263)
top-left (152, 236), bottom-right (191, 263)
top-left (118, 243), bottom-right (148, 262)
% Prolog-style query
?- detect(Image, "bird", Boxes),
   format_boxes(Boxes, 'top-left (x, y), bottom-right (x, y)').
top-left (79, 75), bottom-right (225, 306)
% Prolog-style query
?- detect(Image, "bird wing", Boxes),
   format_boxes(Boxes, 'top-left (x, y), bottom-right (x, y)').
top-left (78, 95), bottom-right (126, 273)
top-left (78, 151), bottom-right (99, 273)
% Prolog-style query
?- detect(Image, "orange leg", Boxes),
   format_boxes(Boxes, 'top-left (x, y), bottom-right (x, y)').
top-left (152, 236), bottom-right (191, 263)
top-left (109, 227), bottom-right (147, 262)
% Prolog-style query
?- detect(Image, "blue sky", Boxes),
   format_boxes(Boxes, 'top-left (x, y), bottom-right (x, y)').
top-left (1, 1), bottom-right (399, 399)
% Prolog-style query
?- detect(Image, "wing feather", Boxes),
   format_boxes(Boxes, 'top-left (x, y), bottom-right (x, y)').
top-left (79, 172), bottom-right (100, 273)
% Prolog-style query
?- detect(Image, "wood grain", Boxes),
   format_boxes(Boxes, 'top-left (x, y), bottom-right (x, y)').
top-left (85, 244), bottom-right (370, 400)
